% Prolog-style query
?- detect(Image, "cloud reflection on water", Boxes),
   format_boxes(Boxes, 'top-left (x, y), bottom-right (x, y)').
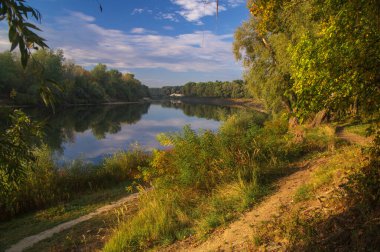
top-left (59, 104), bottom-right (221, 163)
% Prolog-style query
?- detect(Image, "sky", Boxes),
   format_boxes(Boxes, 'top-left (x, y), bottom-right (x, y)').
top-left (0, 0), bottom-right (249, 87)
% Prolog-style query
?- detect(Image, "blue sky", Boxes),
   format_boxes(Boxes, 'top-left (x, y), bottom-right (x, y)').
top-left (0, 0), bottom-right (249, 87)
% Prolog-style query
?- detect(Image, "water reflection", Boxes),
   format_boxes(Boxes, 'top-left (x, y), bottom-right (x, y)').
top-left (2, 102), bottom-right (241, 163)
top-left (26, 103), bottom-right (151, 155)
top-left (160, 101), bottom-right (241, 121)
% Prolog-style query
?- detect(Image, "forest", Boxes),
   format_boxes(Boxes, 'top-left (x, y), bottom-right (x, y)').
top-left (0, 50), bottom-right (150, 106)
top-left (149, 80), bottom-right (251, 99)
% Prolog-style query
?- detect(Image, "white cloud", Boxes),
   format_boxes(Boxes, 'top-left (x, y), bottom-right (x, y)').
top-left (163, 25), bottom-right (174, 30)
top-left (0, 12), bottom-right (242, 85)
top-left (130, 28), bottom-right (147, 34)
top-left (130, 27), bottom-right (157, 34)
top-left (227, 0), bottom-right (245, 7)
top-left (70, 11), bottom-right (95, 22)
top-left (131, 8), bottom-right (154, 15)
top-left (156, 12), bottom-right (179, 22)
top-left (171, 0), bottom-right (226, 23)
top-left (131, 8), bottom-right (144, 15)
top-left (40, 12), bottom-right (239, 74)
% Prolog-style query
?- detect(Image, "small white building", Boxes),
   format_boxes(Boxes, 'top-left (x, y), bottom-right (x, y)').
top-left (169, 93), bottom-right (184, 97)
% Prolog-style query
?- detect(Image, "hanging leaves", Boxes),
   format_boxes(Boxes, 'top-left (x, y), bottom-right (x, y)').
top-left (0, 0), bottom-right (48, 68)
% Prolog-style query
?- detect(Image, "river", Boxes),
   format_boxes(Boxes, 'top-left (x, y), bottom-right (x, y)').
top-left (0, 101), bottom-right (242, 163)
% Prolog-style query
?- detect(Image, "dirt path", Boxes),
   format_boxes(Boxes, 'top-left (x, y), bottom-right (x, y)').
top-left (6, 129), bottom-right (371, 252)
top-left (5, 192), bottom-right (141, 252)
top-left (164, 158), bottom-right (327, 252)
top-left (164, 130), bottom-right (372, 252)
top-left (335, 126), bottom-right (372, 146)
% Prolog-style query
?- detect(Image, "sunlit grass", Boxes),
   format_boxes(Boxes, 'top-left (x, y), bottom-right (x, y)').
top-left (1, 146), bottom-right (150, 220)
top-left (293, 146), bottom-right (364, 203)
top-left (345, 123), bottom-right (371, 137)
top-left (253, 143), bottom-right (377, 251)
top-left (104, 113), bottom-right (339, 251)
top-left (0, 182), bottom-right (133, 251)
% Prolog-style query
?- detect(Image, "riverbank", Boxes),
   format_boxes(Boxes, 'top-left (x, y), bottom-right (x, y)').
top-left (0, 147), bottom-right (151, 220)
top-left (0, 97), bottom-right (265, 111)
top-left (147, 97), bottom-right (266, 113)
top-left (0, 100), bottom-right (147, 109)
top-left (102, 114), bottom-right (345, 251)
top-left (1, 118), bottom-right (376, 251)
top-left (0, 182), bottom-right (135, 251)
top-left (179, 97), bottom-right (265, 112)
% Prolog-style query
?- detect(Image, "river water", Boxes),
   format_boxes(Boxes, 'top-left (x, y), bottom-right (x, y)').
top-left (1, 102), bottom-right (242, 163)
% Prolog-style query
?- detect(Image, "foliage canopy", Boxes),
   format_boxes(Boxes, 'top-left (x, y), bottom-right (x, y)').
top-left (234, 0), bottom-right (380, 120)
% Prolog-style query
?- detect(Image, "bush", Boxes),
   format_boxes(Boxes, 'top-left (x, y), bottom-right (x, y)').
top-left (105, 112), bottom-right (333, 251)
top-left (0, 110), bottom-right (42, 217)
top-left (0, 145), bottom-right (151, 220)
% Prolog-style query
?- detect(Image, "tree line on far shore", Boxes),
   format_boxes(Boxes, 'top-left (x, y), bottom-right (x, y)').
top-left (149, 80), bottom-right (251, 99)
top-left (0, 49), bottom-right (149, 106)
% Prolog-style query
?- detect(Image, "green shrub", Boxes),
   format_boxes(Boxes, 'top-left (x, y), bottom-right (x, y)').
top-left (0, 145), bottom-right (151, 220)
top-left (102, 148), bottom-right (150, 183)
top-left (105, 112), bottom-right (333, 251)
top-left (0, 110), bottom-right (42, 218)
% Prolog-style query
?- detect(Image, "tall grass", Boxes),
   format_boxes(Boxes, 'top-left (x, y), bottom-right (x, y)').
top-left (0, 146), bottom-right (150, 220)
top-left (104, 112), bottom-right (337, 251)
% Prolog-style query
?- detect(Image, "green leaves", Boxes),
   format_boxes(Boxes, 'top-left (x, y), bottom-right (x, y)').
top-left (289, 0), bottom-right (380, 120)
top-left (0, 110), bottom-right (42, 198)
top-left (235, 0), bottom-right (380, 120)
top-left (1, 0), bottom-right (48, 68)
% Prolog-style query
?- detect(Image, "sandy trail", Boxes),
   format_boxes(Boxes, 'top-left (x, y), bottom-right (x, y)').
top-left (5, 192), bottom-right (140, 252)
top-left (164, 129), bottom-right (372, 252)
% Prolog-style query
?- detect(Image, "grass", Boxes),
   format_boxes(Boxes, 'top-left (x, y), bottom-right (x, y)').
top-left (345, 123), bottom-right (371, 137)
top-left (1, 146), bottom-right (150, 220)
top-left (25, 199), bottom-right (139, 252)
top-left (0, 114), bottom-right (350, 251)
top-left (253, 142), bottom-right (379, 251)
top-left (0, 182), bottom-right (133, 251)
top-left (293, 146), bottom-right (364, 203)
top-left (103, 113), bottom-right (339, 251)
top-left (194, 180), bottom-right (271, 239)
top-left (294, 184), bottom-right (313, 202)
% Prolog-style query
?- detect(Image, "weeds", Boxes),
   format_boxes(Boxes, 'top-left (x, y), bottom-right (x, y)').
top-left (0, 145), bottom-right (150, 220)
top-left (253, 135), bottom-right (380, 251)
top-left (104, 112), bottom-right (337, 251)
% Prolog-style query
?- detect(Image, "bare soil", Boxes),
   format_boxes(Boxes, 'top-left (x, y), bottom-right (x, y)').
top-left (163, 158), bottom-right (327, 252)
top-left (163, 128), bottom-right (372, 252)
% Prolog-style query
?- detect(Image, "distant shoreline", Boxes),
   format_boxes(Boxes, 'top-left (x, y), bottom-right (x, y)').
top-left (152, 97), bottom-right (267, 113)
top-left (0, 97), bottom-right (266, 113)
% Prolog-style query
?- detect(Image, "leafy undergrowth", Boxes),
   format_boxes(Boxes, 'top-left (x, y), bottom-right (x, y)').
top-left (253, 140), bottom-right (380, 251)
top-left (103, 112), bottom-right (340, 251)
top-left (1, 145), bottom-right (150, 220)
top-left (0, 182), bottom-right (133, 251)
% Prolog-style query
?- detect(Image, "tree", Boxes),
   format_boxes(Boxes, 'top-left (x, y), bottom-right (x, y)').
top-left (234, 0), bottom-right (380, 120)
top-left (290, 0), bottom-right (380, 120)
top-left (0, 110), bottom-right (42, 212)
top-left (0, 0), bottom-right (48, 67)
